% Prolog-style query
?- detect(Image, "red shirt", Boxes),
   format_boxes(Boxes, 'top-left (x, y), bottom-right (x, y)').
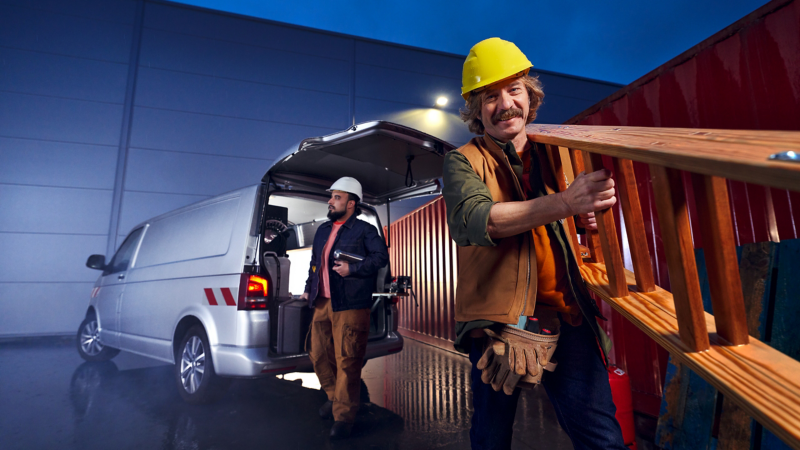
top-left (319, 221), bottom-right (345, 298)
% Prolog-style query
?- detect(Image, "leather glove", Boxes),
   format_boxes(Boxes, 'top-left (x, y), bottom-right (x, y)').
top-left (477, 327), bottom-right (559, 395)
top-left (476, 330), bottom-right (526, 395)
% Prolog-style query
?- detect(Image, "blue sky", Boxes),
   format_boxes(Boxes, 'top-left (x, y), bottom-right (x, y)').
top-left (171, 0), bottom-right (769, 85)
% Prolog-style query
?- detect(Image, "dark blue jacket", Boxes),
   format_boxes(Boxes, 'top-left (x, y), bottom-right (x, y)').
top-left (304, 213), bottom-right (389, 312)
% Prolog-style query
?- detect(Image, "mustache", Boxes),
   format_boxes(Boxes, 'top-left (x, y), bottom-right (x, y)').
top-left (492, 108), bottom-right (524, 123)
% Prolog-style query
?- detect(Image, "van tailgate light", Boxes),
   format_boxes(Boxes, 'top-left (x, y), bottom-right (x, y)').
top-left (247, 275), bottom-right (268, 296)
top-left (238, 273), bottom-right (270, 310)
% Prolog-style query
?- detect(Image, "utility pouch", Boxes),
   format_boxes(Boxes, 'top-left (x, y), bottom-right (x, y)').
top-left (484, 324), bottom-right (559, 387)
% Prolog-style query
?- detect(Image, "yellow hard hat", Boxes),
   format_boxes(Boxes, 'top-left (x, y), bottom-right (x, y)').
top-left (461, 38), bottom-right (533, 100)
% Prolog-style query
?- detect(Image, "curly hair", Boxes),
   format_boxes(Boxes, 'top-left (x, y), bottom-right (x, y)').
top-left (459, 75), bottom-right (545, 135)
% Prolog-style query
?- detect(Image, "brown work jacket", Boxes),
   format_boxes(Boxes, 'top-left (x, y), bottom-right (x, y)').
top-left (453, 135), bottom-right (551, 323)
top-left (443, 134), bottom-right (611, 361)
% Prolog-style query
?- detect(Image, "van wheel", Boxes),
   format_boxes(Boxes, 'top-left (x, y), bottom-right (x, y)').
top-left (175, 325), bottom-right (230, 404)
top-left (76, 315), bottom-right (120, 362)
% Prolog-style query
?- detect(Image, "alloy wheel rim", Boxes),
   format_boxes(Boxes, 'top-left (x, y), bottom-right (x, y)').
top-left (180, 336), bottom-right (205, 394)
top-left (80, 319), bottom-right (104, 356)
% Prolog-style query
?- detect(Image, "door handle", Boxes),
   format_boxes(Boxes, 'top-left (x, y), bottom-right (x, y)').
top-left (118, 273), bottom-right (125, 280)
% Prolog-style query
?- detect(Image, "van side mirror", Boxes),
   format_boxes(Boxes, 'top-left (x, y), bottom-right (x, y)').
top-left (86, 254), bottom-right (106, 270)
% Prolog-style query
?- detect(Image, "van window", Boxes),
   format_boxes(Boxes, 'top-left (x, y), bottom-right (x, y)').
top-left (135, 196), bottom-right (240, 269)
top-left (268, 194), bottom-right (328, 226)
top-left (103, 227), bottom-right (145, 276)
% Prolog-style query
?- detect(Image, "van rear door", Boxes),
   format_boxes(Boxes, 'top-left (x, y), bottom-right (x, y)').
top-left (263, 121), bottom-right (455, 205)
top-left (263, 121), bottom-right (454, 354)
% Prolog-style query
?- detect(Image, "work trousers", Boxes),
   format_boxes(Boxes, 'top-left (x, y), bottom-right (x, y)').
top-left (306, 297), bottom-right (370, 423)
top-left (469, 320), bottom-right (627, 450)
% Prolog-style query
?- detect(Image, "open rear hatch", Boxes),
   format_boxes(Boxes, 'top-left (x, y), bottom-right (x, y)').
top-left (261, 121), bottom-right (455, 356)
top-left (263, 121), bottom-right (456, 204)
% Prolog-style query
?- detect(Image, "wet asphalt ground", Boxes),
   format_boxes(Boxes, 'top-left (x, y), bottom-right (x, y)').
top-left (0, 337), bottom-right (576, 450)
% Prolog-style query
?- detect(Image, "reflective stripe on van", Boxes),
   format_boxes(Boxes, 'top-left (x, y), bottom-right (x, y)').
top-left (203, 288), bottom-right (238, 306)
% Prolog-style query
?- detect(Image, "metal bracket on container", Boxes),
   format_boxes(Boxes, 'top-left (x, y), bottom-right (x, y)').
top-left (768, 150), bottom-right (800, 162)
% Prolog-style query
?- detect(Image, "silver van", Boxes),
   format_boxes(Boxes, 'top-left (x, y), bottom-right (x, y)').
top-left (78, 121), bottom-right (454, 403)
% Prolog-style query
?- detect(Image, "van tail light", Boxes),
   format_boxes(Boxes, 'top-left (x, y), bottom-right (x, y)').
top-left (247, 275), bottom-right (268, 296)
top-left (238, 273), bottom-right (270, 310)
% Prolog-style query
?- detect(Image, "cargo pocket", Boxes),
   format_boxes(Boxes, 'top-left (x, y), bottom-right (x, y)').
top-left (342, 324), bottom-right (368, 359)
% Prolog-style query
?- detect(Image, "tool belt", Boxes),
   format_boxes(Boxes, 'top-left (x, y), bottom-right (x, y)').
top-left (484, 324), bottom-right (559, 387)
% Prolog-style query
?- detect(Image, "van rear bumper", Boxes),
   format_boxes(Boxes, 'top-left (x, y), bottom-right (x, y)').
top-left (212, 332), bottom-right (404, 377)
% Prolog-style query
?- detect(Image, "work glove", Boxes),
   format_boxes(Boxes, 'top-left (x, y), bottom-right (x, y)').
top-left (476, 327), bottom-right (559, 395)
top-left (476, 329), bottom-right (524, 395)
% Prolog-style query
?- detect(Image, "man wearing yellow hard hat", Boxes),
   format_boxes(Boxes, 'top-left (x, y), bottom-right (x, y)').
top-left (442, 38), bottom-right (627, 449)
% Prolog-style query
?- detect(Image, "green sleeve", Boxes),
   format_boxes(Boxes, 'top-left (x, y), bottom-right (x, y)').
top-left (441, 151), bottom-right (497, 247)
top-left (453, 320), bottom-right (496, 353)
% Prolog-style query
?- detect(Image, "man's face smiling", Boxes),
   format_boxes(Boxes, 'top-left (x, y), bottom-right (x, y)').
top-left (479, 77), bottom-right (529, 142)
top-left (327, 190), bottom-right (350, 221)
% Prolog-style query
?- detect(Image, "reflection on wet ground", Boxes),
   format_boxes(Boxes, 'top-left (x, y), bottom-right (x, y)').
top-left (0, 337), bottom-right (573, 450)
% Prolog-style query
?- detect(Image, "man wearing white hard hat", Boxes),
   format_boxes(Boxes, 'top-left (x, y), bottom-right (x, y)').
top-left (300, 176), bottom-right (389, 439)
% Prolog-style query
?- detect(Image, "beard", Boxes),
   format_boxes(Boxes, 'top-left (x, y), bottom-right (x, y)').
top-left (327, 208), bottom-right (346, 221)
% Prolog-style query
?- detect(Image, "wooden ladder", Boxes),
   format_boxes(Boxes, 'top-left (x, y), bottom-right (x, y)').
top-left (527, 124), bottom-right (800, 449)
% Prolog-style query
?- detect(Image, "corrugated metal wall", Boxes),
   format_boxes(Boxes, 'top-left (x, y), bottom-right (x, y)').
top-left (571, 0), bottom-right (800, 246)
top-left (388, 197), bottom-right (458, 347)
top-left (567, 0), bottom-right (800, 417)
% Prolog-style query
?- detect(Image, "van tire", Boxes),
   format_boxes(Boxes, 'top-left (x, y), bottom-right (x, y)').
top-left (174, 325), bottom-right (230, 404)
top-left (76, 315), bottom-right (120, 362)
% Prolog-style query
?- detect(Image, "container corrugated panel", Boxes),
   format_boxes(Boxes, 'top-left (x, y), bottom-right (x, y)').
top-left (568, 0), bottom-right (800, 417)
top-left (388, 197), bottom-right (458, 347)
top-left (571, 0), bottom-right (800, 245)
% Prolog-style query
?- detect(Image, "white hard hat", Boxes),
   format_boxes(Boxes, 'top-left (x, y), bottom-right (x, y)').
top-left (327, 177), bottom-right (362, 200)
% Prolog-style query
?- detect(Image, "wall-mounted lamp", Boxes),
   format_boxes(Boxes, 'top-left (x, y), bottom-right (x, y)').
top-left (435, 96), bottom-right (448, 107)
